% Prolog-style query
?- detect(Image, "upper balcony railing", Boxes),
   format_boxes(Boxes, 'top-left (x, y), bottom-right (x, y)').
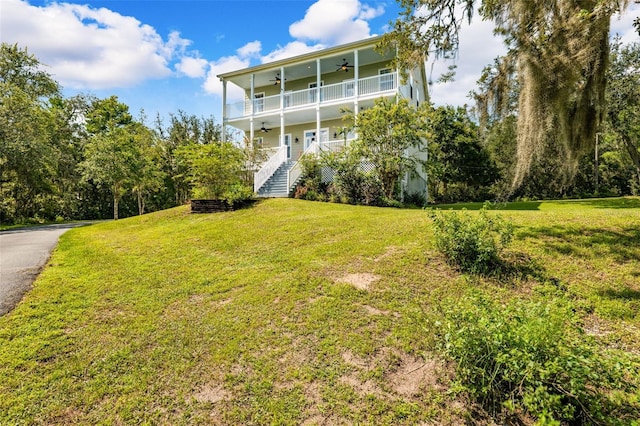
top-left (226, 72), bottom-right (399, 120)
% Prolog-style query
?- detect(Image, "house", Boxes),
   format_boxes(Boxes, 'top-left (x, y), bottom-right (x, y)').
top-left (218, 35), bottom-right (429, 198)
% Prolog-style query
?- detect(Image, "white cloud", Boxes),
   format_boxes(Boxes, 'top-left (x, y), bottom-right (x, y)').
top-left (611, 3), bottom-right (640, 45)
top-left (237, 41), bottom-right (262, 58)
top-left (0, 0), bottom-right (191, 89)
top-left (358, 4), bottom-right (385, 20)
top-left (427, 17), bottom-right (507, 106)
top-left (289, 0), bottom-right (383, 45)
top-left (176, 56), bottom-right (208, 78)
top-left (203, 56), bottom-right (250, 100)
top-left (260, 41), bottom-right (324, 63)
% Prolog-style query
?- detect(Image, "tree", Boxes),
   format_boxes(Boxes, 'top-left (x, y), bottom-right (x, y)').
top-left (155, 111), bottom-right (224, 206)
top-left (0, 43), bottom-right (60, 222)
top-left (81, 97), bottom-right (142, 220)
top-left (176, 142), bottom-right (249, 201)
top-left (382, 0), bottom-right (632, 187)
top-left (128, 122), bottom-right (165, 215)
top-left (343, 96), bottom-right (428, 199)
top-left (425, 105), bottom-right (496, 201)
top-left (606, 40), bottom-right (640, 186)
top-left (80, 126), bottom-right (141, 220)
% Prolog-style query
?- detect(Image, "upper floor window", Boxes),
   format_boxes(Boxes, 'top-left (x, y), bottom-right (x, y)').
top-left (379, 68), bottom-right (394, 91)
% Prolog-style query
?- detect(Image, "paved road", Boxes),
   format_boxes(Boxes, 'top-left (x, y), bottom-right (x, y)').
top-left (0, 223), bottom-right (91, 316)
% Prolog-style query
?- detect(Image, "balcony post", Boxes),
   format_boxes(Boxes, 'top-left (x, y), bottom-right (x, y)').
top-left (221, 78), bottom-right (227, 142)
top-left (250, 73), bottom-right (255, 115)
top-left (316, 58), bottom-right (321, 104)
top-left (354, 49), bottom-right (359, 116)
top-left (250, 119), bottom-right (254, 146)
top-left (280, 66), bottom-right (285, 110)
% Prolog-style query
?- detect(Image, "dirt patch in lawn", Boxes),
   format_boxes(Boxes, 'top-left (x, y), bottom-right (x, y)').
top-left (336, 273), bottom-right (381, 291)
top-left (194, 383), bottom-right (229, 404)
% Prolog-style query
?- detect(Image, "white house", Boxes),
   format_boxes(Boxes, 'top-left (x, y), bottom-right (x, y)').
top-left (218, 35), bottom-right (429, 198)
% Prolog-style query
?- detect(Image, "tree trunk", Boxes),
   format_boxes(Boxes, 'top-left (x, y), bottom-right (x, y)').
top-left (621, 136), bottom-right (640, 183)
top-left (113, 183), bottom-right (119, 220)
top-left (137, 190), bottom-right (143, 215)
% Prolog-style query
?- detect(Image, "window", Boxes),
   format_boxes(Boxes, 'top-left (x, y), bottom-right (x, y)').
top-left (309, 81), bottom-right (324, 102)
top-left (379, 68), bottom-right (394, 91)
top-left (254, 92), bottom-right (264, 113)
top-left (344, 79), bottom-right (355, 97)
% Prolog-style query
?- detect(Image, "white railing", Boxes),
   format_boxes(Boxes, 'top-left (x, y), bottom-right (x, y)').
top-left (287, 141), bottom-right (320, 191)
top-left (359, 73), bottom-right (397, 96)
top-left (254, 145), bottom-right (287, 193)
top-left (320, 139), bottom-right (350, 153)
top-left (226, 73), bottom-right (399, 119)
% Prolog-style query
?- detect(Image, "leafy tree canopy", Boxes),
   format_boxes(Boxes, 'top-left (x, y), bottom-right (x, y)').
top-left (382, 0), bottom-right (632, 188)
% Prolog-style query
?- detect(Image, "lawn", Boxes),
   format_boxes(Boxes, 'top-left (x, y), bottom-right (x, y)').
top-left (1, 197), bottom-right (639, 424)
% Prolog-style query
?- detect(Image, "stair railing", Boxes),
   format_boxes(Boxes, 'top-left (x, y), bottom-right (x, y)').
top-left (254, 145), bottom-right (287, 193)
top-left (287, 141), bottom-right (320, 193)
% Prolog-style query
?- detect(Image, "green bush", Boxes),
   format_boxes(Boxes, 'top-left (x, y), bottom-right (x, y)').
top-left (435, 294), bottom-right (639, 424)
top-left (427, 203), bottom-right (513, 274)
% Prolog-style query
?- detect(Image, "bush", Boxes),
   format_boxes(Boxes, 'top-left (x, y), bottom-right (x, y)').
top-left (223, 183), bottom-right (253, 205)
top-left (435, 294), bottom-right (639, 424)
top-left (427, 203), bottom-right (513, 274)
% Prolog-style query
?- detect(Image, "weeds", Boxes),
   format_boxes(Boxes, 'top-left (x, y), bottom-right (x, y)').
top-left (435, 293), bottom-right (640, 424)
top-left (427, 203), bottom-right (514, 274)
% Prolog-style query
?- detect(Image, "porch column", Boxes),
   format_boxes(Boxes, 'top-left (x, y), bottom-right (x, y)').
top-left (249, 119), bottom-right (254, 146)
top-left (280, 66), bottom-right (285, 110)
top-left (221, 78), bottom-right (227, 142)
top-left (280, 113), bottom-right (285, 148)
top-left (250, 73), bottom-right (255, 115)
top-left (354, 49), bottom-right (359, 126)
top-left (316, 58), bottom-right (321, 147)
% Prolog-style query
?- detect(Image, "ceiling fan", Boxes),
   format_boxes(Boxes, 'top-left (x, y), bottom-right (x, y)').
top-left (259, 122), bottom-right (271, 133)
top-left (269, 74), bottom-right (286, 85)
top-left (336, 59), bottom-right (354, 72)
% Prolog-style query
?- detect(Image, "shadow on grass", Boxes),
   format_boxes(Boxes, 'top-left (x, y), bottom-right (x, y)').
top-left (431, 196), bottom-right (640, 211)
top-left (599, 287), bottom-right (640, 301)
top-left (553, 197), bottom-right (640, 209)
top-left (431, 201), bottom-right (542, 211)
top-left (518, 225), bottom-right (640, 263)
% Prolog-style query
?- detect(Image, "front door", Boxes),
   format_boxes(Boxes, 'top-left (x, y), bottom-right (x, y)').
top-left (304, 130), bottom-right (316, 150)
top-left (283, 134), bottom-right (291, 159)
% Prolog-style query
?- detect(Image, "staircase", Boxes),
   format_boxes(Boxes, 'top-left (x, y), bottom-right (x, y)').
top-left (256, 161), bottom-right (295, 197)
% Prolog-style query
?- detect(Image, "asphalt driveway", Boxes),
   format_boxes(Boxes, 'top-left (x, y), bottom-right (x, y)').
top-left (0, 223), bottom-right (91, 316)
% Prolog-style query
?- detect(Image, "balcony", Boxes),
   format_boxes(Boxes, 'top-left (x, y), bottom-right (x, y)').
top-left (226, 72), bottom-right (399, 120)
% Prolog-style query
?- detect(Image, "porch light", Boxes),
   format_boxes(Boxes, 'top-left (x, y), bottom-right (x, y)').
top-left (295, 137), bottom-right (299, 143)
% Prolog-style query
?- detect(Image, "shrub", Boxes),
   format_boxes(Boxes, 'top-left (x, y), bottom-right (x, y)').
top-left (427, 203), bottom-right (513, 274)
top-left (223, 183), bottom-right (253, 205)
top-left (435, 294), bottom-right (639, 424)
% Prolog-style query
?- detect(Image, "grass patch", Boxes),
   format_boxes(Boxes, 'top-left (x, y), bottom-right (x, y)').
top-left (1, 197), bottom-right (639, 424)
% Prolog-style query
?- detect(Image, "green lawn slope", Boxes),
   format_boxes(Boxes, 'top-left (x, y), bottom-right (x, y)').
top-left (1, 198), bottom-right (639, 424)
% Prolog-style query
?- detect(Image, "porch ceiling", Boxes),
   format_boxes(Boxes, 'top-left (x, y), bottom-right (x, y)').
top-left (222, 41), bottom-right (395, 89)
top-left (227, 97), bottom-right (380, 133)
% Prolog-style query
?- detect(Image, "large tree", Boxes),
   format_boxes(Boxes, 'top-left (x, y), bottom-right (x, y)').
top-left (606, 40), bottom-right (640, 185)
top-left (0, 43), bottom-right (60, 222)
top-left (344, 96), bottom-right (428, 199)
top-left (81, 97), bottom-right (141, 220)
top-left (383, 0), bottom-right (632, 188)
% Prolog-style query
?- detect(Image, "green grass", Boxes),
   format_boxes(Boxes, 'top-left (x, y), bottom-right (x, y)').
top-left (1, 197), bottom-right (639, 424)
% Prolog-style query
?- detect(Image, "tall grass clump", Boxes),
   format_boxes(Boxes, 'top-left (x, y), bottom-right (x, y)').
top-left (428, 203), bottom-right (513, 274)
top-left (435, 294), bottom-right (639, 424)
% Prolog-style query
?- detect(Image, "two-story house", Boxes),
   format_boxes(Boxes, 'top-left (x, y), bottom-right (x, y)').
top-left (218, 35), bottom-right (429, 198)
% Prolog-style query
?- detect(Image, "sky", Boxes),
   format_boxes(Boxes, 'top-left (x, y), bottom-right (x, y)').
top-left (1, 0), bottom-right (638, 125)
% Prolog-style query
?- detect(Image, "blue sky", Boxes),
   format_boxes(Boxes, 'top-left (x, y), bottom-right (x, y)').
top-left (1, 0), bottom-right (638, 125)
